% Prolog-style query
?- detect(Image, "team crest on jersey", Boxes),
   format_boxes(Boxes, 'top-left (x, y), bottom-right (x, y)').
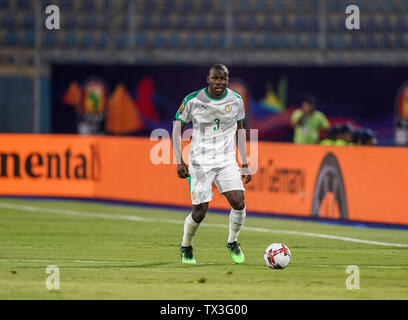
top-left (225, 104), bottom-right (232, 113)
top-left (191, 192), bottom-right (196, 200)
top-left (177, 103), bottom-right (185, 114)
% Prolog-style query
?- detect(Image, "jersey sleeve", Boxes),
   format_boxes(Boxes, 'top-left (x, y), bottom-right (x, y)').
top-left (291, 109), bottom-right (303, 125)
top-left (175, 97), bottom-right (193, 124)
top-left (318, 112), bottom-right (330, 129)
top-left (236, 98), bottom-right (245, 122)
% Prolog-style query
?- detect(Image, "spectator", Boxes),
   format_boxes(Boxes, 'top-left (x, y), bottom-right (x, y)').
top-left (353, 128), bottom-right (377, 146)
top-left (291, 95), bottom-right (330, 144)
top-left (333, 123), bottom-right (354, 146)
top-left (320, 125), bottom-right (339, 145)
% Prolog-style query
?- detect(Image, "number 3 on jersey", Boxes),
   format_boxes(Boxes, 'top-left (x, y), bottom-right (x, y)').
top-left (213, 118), bottom-right (220, 131)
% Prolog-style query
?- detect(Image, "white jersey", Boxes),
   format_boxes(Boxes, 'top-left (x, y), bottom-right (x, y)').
top-left (175, 87), bottom-right (245, 169)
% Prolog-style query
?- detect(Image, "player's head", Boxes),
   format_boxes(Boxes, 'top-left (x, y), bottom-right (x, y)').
top-left (337, 123), bottom-right (353, 143)
top-left (361, 128), bottom-right (377, 146)
top-left (352, 128), bottom-right (364, 145)
top-left (301, 95), bottom-right (316, 115)
top-left (207, 64), bottom-right (229, 98)
top-left (327, 125), bottom-right (340, 140)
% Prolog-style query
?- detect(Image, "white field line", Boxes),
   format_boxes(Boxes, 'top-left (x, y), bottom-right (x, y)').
top-left (0, 259), bottom-right (406, 269)
top-left (1, 202), bottom-right (408, 249)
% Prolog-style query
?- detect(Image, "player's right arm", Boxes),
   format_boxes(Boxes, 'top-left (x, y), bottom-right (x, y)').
top-left (172, 97), bottom-right (193, 179)
top-left (172, 120), bottom-right (190, 179)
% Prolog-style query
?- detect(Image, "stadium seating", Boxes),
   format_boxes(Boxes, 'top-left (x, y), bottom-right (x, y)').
top-left (0, 0), bottom-right (405, 65)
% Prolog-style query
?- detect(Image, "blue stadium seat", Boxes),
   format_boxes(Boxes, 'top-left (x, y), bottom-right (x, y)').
top-left (95, 34), bottom-right (108, 49)
top-left (366, 17), bottom-right (376, 31)
top-left (142, 16), bottom-right (153, 30)
top-left (159, 16), bottom-right (170, 29)
top-left (378, 35), bottom-right (392, 50)
top-left (168, 34), bottom-right (179, 48)
top-left (232, 36), bottom-right (243, 49)
top-left (192, 16), bottom-right (205, 29)
top-left (256, 0), bottom-right (266, 11)
top-left (307, 35), bottom-right (318, 49)
top-left (273, 0), bottom-right (284, 11)
top-left (367, 0), bottom-right (379, 10)
top-left (116, 33), bottom-right (129, 48)
top-left (295, 17), bottom-right (305, 31)
top-left (292, 35), bottom-right (301, 49)
top-left (153, 34), bottom-right (164, 48)
top-left (181, 0), bottom-right (193, 11)
top-left (176, 16), bottom-right (187, 29)
top-left (217, 34), bottom-right (226, 48)
top-left (365, 35), bottom-right (375, 49)
top-left (63, 15), bottom-right (78, 30)
top-left (401, 0), bottom-right (408, 10)
top-left (1, 15), bottom-right (14, 28)
top-left (382, 18), bottom-right (391, 31)
top-left (186, 34), bottom-right (197, 48)
top-left (248, 16), bottom-right (257, 30)
top-left (135, 33), bottom-right (147, 47)
top-left (280, 16), bottom-right (288, 30)
top-left (144, 0), bottom-right (157, 12)
top-left (44, 32), bottom-right (58, 47)
top-left (22, 14), bottom-right (35, 29)
top-left (81, 0), bottom-right (95, 11)
top-left (263, 35), bottom-right (274, 49)
top-left (326, 0), bottom-right (338, 11)
top-left (79, 33), bottom-right (94, 48)
top-left (81, 16), bottom-right (98, 30)
top-left (22, 31), bottom-right (34, 47)
top-left (248, 36), bottom-right (258, 49)
top-left (62, 32), bottom-right (76, 48)
top-left (263, 16), bottom-right (273, 30)
top-left (239, 0), bottom-right (249, 11)
top-left (309, 0), bottom-right (319, 11)
top-left (351, 35), bottom-right (360, 49)
top-left (17, 0), bottom-right (30, 10)
top-left (332, 35), bottom-right (344, 49)
top-left (309, 17), bottom-right (319, 31)
top-left (5, 31), bottom-right (19, 46)
top-left (202, 34), bottom-right (213, 49)
top-left (101, 0), bottom-right (113, 11)
top-left (164, 0), bottom-right (175, 11)
top-left (381, 0), bottom-right (393, 10)
top-left (41, 0), bottom-right (54, 10)
top-left (395, 35), bottom-right (405, 49)
top-left (0, 0), bottom-right (10, 10)
top-left (212, 15), bottom-right (224, 29)
top-left (59, 0), bottom-right (74, 11)
top-left (395, 18), bottom-right (405, 31)
top-left (293, 0), bottom-right (304, 11)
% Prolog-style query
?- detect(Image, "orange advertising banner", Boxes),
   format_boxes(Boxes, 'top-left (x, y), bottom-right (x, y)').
top-left (0, 134), bottom-right (407, 225)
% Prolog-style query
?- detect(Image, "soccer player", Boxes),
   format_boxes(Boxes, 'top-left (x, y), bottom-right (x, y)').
top-left (172, 64), bottom-right (252, 264)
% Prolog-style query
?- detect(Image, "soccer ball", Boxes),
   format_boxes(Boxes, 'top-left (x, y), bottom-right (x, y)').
top-left (264, 243), bottom-right (291, 269)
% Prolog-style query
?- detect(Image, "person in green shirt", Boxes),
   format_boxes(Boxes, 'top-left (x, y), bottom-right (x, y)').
top-left (291, 96), bottom-right (330, 144)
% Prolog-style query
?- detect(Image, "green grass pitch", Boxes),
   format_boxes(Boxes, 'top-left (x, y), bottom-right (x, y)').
top-left (0, 198), bottom-right (407, 300)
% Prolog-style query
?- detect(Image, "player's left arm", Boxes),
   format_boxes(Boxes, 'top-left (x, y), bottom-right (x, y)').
top-left (236, 120), bottom-right (251, 184)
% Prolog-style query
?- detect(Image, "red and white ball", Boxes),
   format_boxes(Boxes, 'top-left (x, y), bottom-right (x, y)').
top-left (264, 243), bottom-right (292, 269)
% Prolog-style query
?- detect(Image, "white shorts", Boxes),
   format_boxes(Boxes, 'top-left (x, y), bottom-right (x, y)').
top-left (188, 162), bottom-right (245, 205)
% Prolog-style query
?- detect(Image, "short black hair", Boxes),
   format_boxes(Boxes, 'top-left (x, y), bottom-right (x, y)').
top-left (302, 95), bottom-right (316, 107)
top-left (209, 63), bottom-right (229, 75)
